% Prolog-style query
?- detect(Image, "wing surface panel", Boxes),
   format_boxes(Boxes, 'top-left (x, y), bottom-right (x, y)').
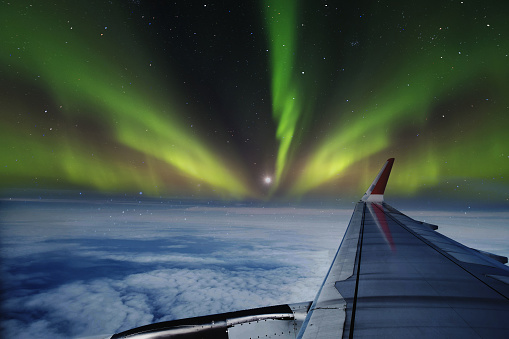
top-left (335, 202), bottom-right (509, 338)
top-left (297, 202), bottom-right (365, 339)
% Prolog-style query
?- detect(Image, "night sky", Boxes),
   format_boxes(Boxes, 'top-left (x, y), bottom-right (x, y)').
top-left (2, 0), bottom-right (508, 202)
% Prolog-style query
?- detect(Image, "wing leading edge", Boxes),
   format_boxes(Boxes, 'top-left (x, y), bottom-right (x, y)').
top-left (110, 158), bottom-right (509, 339)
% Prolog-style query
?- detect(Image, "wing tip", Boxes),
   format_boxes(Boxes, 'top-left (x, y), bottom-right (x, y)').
top-left (361, 158), bottom-right (395, 202)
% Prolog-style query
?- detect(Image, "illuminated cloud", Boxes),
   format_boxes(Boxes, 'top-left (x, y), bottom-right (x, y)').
top-left (0, 202), bottom-right (342, 338)
top-left (2, 201), bottom-right (508, 338)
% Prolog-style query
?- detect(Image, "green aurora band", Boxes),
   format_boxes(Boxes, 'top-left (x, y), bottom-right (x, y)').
top-left (289, 1), bottom-right (509, 199)
top-left (264, 0), bottom-right (305, 186)
top-left (292, 40), bottom-right (509, 195)
top-left (1, 1), bottom-right (508, 202)
top-left (1, 2), bottom-right (251, 198)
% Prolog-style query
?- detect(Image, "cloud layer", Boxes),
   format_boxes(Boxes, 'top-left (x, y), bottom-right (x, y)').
top-left (1, 200), bottom-right (507, 338)
top-left (1, 201), bottom-right (347, 338)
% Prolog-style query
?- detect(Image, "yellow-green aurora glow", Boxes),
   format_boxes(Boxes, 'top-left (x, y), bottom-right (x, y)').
top-left (292, 31), bottom-right (509, 196)
top-left (288, 1), bottom-right (509, 200)
top-left (1, 1), bottom-right (508, 202)
top-left (264, 0), bottom-right (303, 185)
top-left (1, 2), bottom-right (251, 198)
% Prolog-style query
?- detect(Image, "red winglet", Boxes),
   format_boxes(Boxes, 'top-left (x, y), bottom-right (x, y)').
top-left (361, 158), bottom-right (394, 202)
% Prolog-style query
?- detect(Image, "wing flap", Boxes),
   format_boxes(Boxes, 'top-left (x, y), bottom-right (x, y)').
top-left (472, 249), bottom-right (508, 264)
top-left (384, 202), bottom-right (509, 272)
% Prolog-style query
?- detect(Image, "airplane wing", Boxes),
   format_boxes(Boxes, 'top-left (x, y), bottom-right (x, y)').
top-left (109, 158), bottom-right (509, 338)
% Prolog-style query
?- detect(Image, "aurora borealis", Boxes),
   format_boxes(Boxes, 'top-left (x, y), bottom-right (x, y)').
top-left (1, 0), bottom-right (508, 202)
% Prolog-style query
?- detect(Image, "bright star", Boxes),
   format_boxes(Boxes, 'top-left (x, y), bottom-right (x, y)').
top-left (264, 176), bottom-right (272, 184)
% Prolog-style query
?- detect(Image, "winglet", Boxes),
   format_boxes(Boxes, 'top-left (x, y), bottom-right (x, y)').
top-left (361, 158), bottom-right (394, 202)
